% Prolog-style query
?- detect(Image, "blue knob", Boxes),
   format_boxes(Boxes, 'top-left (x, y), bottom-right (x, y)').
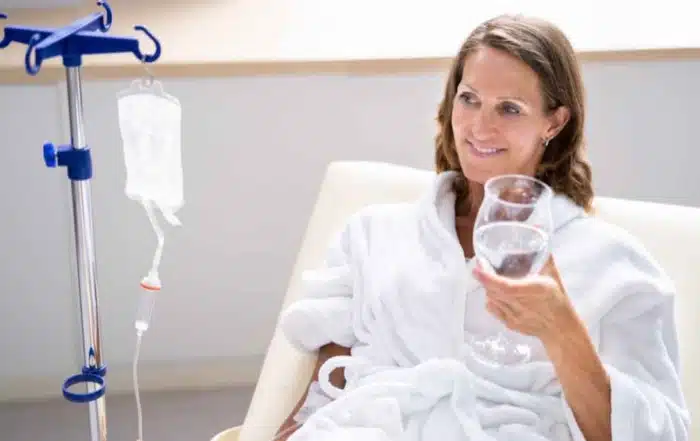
top-left (43, 142), bottom-right (57, 167)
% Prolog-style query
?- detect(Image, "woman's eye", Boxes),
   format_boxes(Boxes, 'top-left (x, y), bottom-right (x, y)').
top-left (459, 92), bottom-right (477, 104)
top-left (501, 102), bottom-right (521, 115)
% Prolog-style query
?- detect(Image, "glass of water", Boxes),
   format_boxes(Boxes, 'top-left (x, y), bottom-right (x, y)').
top-left (469, 174), bottom-right (553, 365)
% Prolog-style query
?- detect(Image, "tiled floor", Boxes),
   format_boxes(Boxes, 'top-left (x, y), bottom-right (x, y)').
top-left (0, 386), bottom-right (254, 441)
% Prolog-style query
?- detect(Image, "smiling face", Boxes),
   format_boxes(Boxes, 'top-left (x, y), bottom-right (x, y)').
top-left (451, 45), bottom-right (569, 184)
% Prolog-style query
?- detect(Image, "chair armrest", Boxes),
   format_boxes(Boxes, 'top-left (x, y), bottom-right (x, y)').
top-left (211, 425), bottom-right (241, 441)
top-left (238, 329), bottom-right (316, 441)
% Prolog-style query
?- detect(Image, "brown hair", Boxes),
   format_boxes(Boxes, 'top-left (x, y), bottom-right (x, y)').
top-left (435, 14), bottom-right (594, 211)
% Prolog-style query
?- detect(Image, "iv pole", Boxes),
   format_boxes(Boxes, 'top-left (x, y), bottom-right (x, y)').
top-left (0, 2), bottom-right (161, 441)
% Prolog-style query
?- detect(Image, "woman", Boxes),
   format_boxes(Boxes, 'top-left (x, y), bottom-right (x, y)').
top-left (275, 14), bottom-right (690, 441)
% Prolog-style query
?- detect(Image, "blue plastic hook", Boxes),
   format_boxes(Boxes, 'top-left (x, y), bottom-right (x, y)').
top-left (24, 33), bottom-right (41, 76)
top-left (133, 25), bottom-right (161, 63)
top-left (96, 0), bottom-right (112, 32)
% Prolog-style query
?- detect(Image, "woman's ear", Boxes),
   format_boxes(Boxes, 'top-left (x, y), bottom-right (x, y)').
top-left (544, 106), bottom-right (570, 140)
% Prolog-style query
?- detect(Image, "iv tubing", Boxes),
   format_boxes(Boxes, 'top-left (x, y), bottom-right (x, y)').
top-left (134, 330), bottom-right (145, 441)
top-left (132, 199), bottom-right (165, 441)
top-left (141, 199), bottom-right (164, 287)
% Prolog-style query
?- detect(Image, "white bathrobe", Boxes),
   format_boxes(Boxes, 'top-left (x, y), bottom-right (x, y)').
top-left (280, 171), bottom-right (690, 441)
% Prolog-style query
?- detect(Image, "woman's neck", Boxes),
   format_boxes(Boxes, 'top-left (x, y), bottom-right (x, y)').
top-left (454, 179), bottom-right (483, 259)
top-left (455, 180), bottom-right (484, 218)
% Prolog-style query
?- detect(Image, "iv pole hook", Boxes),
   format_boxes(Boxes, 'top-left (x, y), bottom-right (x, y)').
top-left (133, 25), bottom-right (161, 63)
top-left (24, 34), bottom-right (42, 76)
top-left (96, 0), bottom-right (113, 32)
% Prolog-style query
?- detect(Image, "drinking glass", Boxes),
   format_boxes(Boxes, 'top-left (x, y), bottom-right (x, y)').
top-left (469, 174), bottom-right (553, 365)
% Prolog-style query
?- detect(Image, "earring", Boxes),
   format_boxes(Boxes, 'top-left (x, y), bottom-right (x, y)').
top-left (543, 137), bottom-right (550, 148)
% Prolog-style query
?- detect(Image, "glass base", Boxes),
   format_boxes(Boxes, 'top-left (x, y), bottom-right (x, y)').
top-left (467, 332), bottom-right (533, 366)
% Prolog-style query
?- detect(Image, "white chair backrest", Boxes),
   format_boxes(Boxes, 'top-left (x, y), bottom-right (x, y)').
top-left (240, 161), bottom-right (700, 441)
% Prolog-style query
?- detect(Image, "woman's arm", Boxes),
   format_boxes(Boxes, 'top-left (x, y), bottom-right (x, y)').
top-left (475, 257), bottom-right (688, 440)
top-left (275, 342), bottom-right (352, 441)
top-left (474, 259), bottom-right (613, 440)
top-left (544, 296), bottom-right (690, 441)
top-left (543, 315), bottom-right (612, 441)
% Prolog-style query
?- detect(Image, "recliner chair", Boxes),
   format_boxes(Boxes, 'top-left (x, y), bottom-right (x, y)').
top-left (212, 161), bottom-right (700, 441)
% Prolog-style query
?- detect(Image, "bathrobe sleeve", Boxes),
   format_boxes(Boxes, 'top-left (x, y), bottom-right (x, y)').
top-left (597, 293), bottom-right (690, 441)
top-left (279, 212), bottom-right (361, 352)
top-left (564, 266), bottom-right (690, 440)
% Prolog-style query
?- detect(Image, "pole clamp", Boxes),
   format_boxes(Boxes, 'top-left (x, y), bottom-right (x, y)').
top-left (43, 142), bottom-right (92, 181)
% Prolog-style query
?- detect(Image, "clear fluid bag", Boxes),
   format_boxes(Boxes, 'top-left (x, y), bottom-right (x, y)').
top-left (117, 78), bottom-right (183, 226)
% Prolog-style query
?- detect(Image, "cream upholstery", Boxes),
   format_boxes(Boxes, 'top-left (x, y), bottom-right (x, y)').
top-left (211, 427), bottom-right (241, 441)
top-left (214, 161), bottom-right (700, 441)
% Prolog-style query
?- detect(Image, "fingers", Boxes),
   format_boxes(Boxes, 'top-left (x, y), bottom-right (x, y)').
top-left (486, 299), bottom-right (502, 317)
top-left (473, 263), bottom-right (556, 296)
top-left (473, 265), bottom-right (525, 292)
top-left (486, 299), bottom-right (507, 322)
top-left (486, 298), bottom-right (519, 329)
top-left (488, 297), bottom-right (517, 316)
top-left (473, 265), bottom-right (506, 287)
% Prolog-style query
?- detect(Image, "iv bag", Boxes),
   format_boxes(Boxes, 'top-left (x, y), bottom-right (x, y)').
top-left (117, 79), bottom-right (183, 225)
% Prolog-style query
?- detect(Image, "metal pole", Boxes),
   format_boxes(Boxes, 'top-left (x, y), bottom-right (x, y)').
top-left (65, 66), bottom-right (108, 441)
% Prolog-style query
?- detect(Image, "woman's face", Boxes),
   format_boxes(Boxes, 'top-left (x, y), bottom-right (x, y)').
top-left (451, 45), bottom-right (569, 184)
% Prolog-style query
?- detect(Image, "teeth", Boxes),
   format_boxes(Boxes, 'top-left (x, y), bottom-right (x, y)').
top-left (474, 145), bottom-right (500, 154)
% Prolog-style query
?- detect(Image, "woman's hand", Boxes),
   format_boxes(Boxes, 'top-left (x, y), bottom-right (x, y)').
top-left (474, 257), bottom-right (612, 440)
top-left (472, 256), bottom-right (578, 345)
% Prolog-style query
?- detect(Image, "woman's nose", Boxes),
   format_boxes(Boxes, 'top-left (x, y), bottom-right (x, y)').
top-left (471, 108), bottom-right (496, 139)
